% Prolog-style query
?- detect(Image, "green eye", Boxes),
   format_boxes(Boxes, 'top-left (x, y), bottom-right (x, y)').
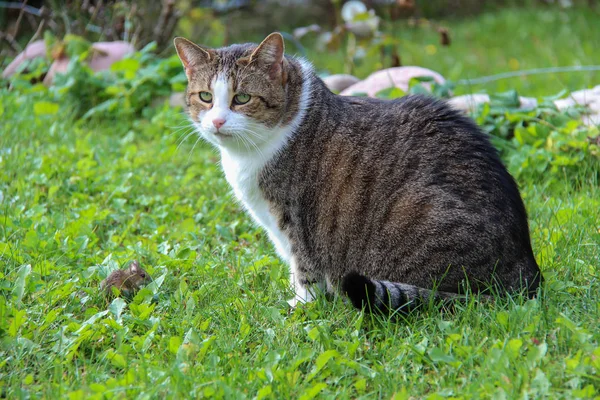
top-left (199, 91), bottom-right (212, 102)
top-left (233, 93), bottom-right (251, 105)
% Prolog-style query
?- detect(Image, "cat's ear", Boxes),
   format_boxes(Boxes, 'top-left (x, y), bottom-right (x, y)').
top-left (240, 32), bottom-right (287, 84)
top-left (173, 37), bottom-right (214, 77)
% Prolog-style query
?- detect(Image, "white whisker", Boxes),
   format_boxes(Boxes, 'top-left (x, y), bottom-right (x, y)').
top-left (187, 135), bottom-right (203, 162)
top-left (167, 124), bottom-right (195, 132)
top-left (176, 129), bottom-right (198, 151)
top-left (171, 124), bottom-right (195, 136)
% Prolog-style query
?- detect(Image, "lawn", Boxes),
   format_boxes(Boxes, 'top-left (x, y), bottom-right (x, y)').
top-left (306, 6), bottom-right (600, 97)
top-left (1, 5), bottom-right (600, 399)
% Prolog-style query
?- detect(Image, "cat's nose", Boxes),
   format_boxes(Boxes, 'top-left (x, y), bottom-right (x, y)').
top-left (212, 118), bottom-right (226, 129)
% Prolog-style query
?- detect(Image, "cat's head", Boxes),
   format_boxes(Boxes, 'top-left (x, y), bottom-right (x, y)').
top-left (174, 33), bottom-right (307, 152)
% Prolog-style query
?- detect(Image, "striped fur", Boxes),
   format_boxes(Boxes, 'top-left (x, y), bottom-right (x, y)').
top-left (341, 273), bottom-right (495, 314)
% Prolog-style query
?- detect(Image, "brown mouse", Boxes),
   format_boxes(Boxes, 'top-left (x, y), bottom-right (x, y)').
top-left (100, 260), bottom-right (152, 296)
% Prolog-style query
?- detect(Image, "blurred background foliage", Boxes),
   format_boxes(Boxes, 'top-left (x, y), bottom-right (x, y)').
top-left (1, 0), bottom-right (599, 98)
top-left (1, 0), bottom-right (598, 185)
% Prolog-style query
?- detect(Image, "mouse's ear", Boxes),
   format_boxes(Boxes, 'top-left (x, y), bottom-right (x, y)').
top-left (129, 260), bottom-right (139, 273)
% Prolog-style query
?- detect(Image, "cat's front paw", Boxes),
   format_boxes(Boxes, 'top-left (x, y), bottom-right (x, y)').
top-left (287, 292), bottom-right (314, 309)
top-left (287, 297), bottom-right (300, 309)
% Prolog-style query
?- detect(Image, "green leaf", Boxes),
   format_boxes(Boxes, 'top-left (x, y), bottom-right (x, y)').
top-left (391, 387), bottom-right (410, 400)
top-left (527, 343), bottom-right (548, 367)
top-left (506, 338), bottom-right (523, 359)
top-left (169, 336), bottom-right (183, 354)
top-left (299, 383), bottom-right (327, 400)
top-left (8, 309), bottom-right (27, 337)
top-left (496, 311), bottom-right (509, 328)
top-left (38, 308), bottom-right (61, 333)
top-left (33, 102), bottom-right (59, 115)
top-left (81, 99), bottom-right (119, 119)
top-left (572, 385), bottom-right (596, 399)
top-left (428, 347), bottom-right (457, 364)
top-left (147, 273), bottom-right (166, 293)
top-left (67, 390), bottom-right (86, 400)
top-left (111, 59), bottom-right (141, 80)
top-left (180, 218), bottom-right (196, 233)
top-left (108, 298), bottom-right (127, 321)
top-left (256, 385), bottom-right (272, 400)
top-left (77, 311), bottom-right (109, 333)
top-left (139, 41), bottom-right (157, 54)
top-left (315, 349), bottom-right (339, 371)
top-left (410, 76), bottom-right (436, 84)
top-left (354, 378), bottom-right (367, 392)
top-left (408, 84), bottom-right (430, 95)
top-left (12, 264), bottom-right (32, 305)
top-left (63, 34), bottom-right (92, 58)
top-left (490, 90), bottom-right (520, 108)
top-left (105, 86), bottom-right (123, 96)
top-left (542, 89), bottom-right (568, 102)
top-left (89, 383), bottom-right (106, 393)
top-left (197, 336), bottom-right (216, 361)
top-left (177, 247), bottom-right (192, 259)
top-left (307, 326), bottom-right (320, 341)
top-left (375, 86), bottom-right (406, 99)
top-left (106, 349), bottom-right (127, 369)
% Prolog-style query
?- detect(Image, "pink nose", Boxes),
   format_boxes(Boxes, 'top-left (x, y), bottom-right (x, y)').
top-left (212, 118), bottom-right (226, 129)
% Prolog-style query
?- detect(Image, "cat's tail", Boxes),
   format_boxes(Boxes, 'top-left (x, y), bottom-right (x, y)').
top-left (341, 272), bottom-right (468, 314)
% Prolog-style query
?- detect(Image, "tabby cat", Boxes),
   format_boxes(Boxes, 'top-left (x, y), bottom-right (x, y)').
top-left (173, 33), bottom-right (542, 312)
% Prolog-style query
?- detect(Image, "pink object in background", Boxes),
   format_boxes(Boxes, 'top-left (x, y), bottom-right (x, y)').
top-left (340, 66), bottom-right (446, 97)
top-left (322, 74), bottom-right (360, 93)
top-left (2, 40), bottom-right (134, 85)
top-left (2, 40), bottom-right (47, 79)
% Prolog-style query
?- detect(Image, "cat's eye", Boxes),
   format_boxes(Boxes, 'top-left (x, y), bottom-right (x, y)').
top-left (199, 91), bottom-right (213, 103)
top-left (233, 93), bottom-right (251, 105)
top-left (140, 273), bottom-right (146, 278)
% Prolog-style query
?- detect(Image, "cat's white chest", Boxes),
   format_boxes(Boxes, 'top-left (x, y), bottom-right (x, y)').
top-left (220, 149), bottom-right (292, 261)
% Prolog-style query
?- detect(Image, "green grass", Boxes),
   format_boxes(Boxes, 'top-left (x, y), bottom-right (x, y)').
top-left (2, 86), bottom-right (599, 399)
top-left (305, 6), bottom-right (600, 97)
top-left (2, 5), bottom-right (600, 399)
